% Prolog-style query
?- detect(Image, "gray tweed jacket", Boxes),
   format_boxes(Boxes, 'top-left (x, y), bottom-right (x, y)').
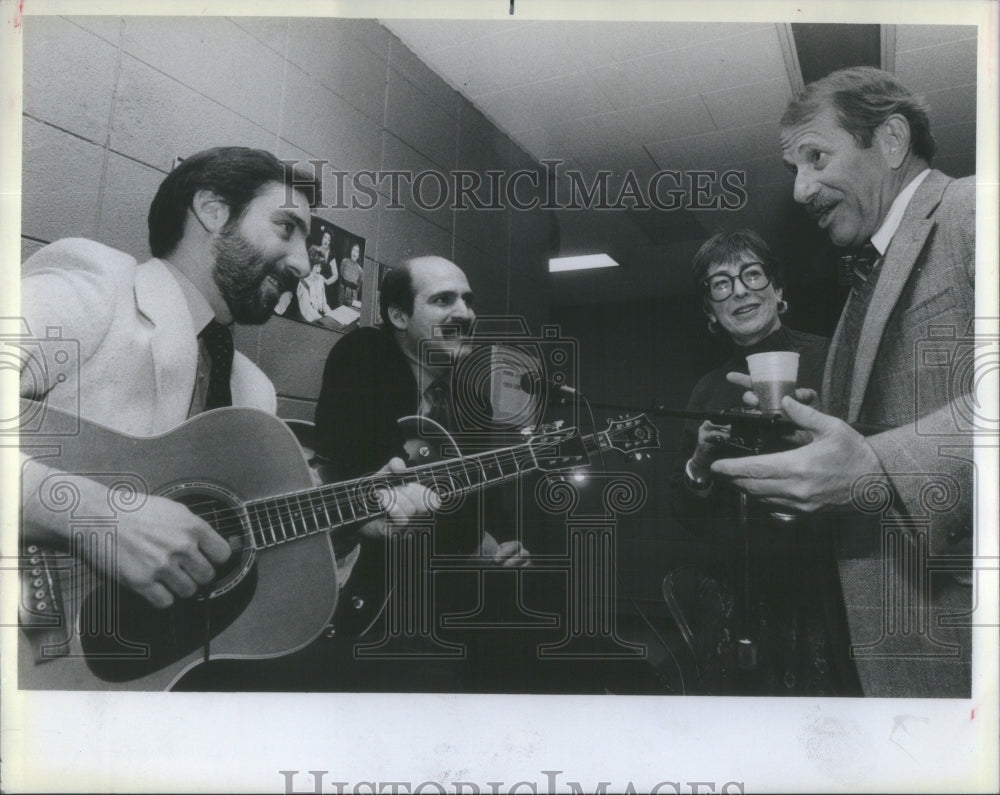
top-left (821, 169), bottom-right (976, 698)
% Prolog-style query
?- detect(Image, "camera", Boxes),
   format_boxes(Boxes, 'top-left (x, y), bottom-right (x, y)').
top-left (1, 319), bottom-right (81, 436)
top-left (711, 408), bottom-right (798, 456)
top-left (915, 320), bottom-right (999, 436)
top-left (416, 316), bottom-right (579, 443)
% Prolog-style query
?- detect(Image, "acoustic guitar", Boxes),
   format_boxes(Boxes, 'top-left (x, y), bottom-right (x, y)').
top-left (18, 403), bottom-right (659, 690)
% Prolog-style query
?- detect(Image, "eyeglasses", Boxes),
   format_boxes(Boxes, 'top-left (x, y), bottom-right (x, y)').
top-left (702, 262), bottom-right (771, 302)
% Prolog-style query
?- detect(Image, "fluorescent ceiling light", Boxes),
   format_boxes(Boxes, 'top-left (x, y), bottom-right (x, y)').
top-left (548, 254), bottom-right (620, 273)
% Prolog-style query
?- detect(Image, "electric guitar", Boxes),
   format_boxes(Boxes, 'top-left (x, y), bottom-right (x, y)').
top-left (18, 404), bottom-right (659, 690)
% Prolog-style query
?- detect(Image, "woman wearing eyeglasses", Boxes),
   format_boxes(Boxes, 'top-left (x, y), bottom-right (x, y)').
top-left (666, 229), bottom-right (859, 696)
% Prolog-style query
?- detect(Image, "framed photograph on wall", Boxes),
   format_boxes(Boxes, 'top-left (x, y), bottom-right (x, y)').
top-left (274, 215), bottom-right (366, 331)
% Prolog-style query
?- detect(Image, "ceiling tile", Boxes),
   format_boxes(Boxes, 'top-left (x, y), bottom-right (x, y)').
top-left (512, 120), bottom-right (603, 162)
top-left (590, 25), bottom-right (787, 111)
top-left (477, 72), bottom-right (614, 133)
top-left (421, 36), bottom-right (585, 98)
top-left (597, 94), bottom-right (717, 150)
top-left (647, 120), bottom-right (782, 171)
top-left (720, 154), bottom-right (791, 192)
top-left (678, 26), bottom-right (788, 95)
top-left (381, 19), bottom-right (531, 54)
top-left (894, 24), bottom-right (977, 53)
top-left (589, 58), bottom-right (692, 112)
top-left (700, 77), bottom-right (793, 131)
top-left (556, 21), bottom-right (772, 69)
top-left (895, 38), bottom-right (977, 94)
top-left (573, 147), bottom-right (660, 180)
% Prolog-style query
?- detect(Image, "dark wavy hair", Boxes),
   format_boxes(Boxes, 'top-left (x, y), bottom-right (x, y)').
top-left (692, 229), bottom-right (784, 300)
top-left (781, 66), bottom-right (935, 162)
top-left (147, 147), bottom-right (322, 257)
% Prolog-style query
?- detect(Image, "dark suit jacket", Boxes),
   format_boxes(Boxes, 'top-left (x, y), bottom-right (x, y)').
top-left (821, 170), bottom-right (975, 697)
top-left (314, 326), bottom-right (507, 556)
top-left (314, 326), bottom-right (417, 480)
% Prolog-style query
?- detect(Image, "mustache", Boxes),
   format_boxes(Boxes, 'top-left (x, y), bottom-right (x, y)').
top-left (805, 196), bottom-right (837, 219)
top-left (433, 319), bottom-right (474, 339)
top-left (276, 270), bottom-right (300, 292)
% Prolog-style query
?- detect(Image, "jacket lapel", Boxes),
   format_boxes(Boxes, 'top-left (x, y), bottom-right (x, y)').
top-left (821, 295), bottom-right (853, 415)
top-left (845, 170), bottom-right (949, 421)
top-left (134, 259), bottom-right (198, 430)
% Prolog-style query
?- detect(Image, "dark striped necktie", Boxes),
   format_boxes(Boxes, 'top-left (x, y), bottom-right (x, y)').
top-left (423, 378), bottom-right (455, 429)
top-left (200, 319), bottom-right (234, 410)
top-left (847, 242), bottom-right (882, 292)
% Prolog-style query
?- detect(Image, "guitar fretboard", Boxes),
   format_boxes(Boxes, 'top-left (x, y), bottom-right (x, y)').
top-left (237, 428), bottom-right (619, 549)
top-left (197, 417), bottom-right (649, 552)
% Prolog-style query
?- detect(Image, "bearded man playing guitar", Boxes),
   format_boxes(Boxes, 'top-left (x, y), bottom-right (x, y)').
top-left (17, 147), bottom-right (434, 690)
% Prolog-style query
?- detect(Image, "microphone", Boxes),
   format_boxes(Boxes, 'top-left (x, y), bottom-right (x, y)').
top-left (519, 372), bottom-right (578, 398)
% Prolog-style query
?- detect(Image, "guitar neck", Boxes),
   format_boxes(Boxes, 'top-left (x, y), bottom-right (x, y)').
top-left (238, 431), bottom-right (591, 551)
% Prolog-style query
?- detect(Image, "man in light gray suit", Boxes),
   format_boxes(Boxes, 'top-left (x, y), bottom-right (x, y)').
top-left (713, 67), bottom-right (975, 697)
top-left (20, 147), bottom-right (432, 615)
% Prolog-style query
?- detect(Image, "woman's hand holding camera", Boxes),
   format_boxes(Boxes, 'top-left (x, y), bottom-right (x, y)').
top-left (687, 420), bottom-right (732, 485)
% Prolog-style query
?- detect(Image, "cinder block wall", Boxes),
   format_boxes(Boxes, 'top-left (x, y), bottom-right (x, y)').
top-left (22, 16), bottom-right (553, 420)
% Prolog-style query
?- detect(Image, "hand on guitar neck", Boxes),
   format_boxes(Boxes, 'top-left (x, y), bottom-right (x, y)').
top-left (477, 535), bottom-right (531, 568)
top-left (356, 455), bottom-right (441, 541)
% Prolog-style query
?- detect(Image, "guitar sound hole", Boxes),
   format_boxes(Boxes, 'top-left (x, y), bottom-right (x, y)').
top-left (172, 489), bottom-right (254, 597)
top-left (80, 487), bottom-right (257, 684)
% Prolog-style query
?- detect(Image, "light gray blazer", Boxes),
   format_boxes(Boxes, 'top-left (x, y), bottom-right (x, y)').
top-left (20, 238), bottom-right (276, 436)
top-left (821, 170), bottom-right (976, 697)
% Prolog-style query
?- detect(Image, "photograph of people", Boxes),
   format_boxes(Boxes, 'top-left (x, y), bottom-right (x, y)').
top-left (338, 241), bottom-right (363, 308)
top-left (297, 246), bottom-right (340, 328)
top-left (307, 224), bottom-right (338, 307)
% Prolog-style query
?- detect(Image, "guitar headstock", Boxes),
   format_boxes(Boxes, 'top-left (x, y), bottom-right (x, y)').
top-left (602, 414), bottom-right (660, 456)
top-left (525, 421), bottom-right (588, 471)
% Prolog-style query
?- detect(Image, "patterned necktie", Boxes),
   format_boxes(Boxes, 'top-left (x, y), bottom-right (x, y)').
top-left (423, 378), bottom-right (455, 429)
top-left (200, 320), bottom-right (234, 410)
top-left (841, 242), bottom-right (882, 292)
top-left (827, 244), bottom-right (882, 420)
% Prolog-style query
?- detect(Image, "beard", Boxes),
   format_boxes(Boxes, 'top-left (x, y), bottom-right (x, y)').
top-left (212, 225), bottom-right (294, 324)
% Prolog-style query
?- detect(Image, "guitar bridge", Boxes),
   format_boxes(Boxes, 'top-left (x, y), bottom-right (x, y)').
top-left (20, 545), bottom-right (70, 663)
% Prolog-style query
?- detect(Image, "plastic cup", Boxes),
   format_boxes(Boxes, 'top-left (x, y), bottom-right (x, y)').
top-left (746, 351), bottom-right (799, 415)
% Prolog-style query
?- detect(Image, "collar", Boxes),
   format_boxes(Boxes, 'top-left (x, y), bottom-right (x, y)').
top-left (870, 168), bottom-right (931, 255)
top-left (728, 325), bottom-right (792, 361)
top-left (162, 260), bottom-right (222, 334)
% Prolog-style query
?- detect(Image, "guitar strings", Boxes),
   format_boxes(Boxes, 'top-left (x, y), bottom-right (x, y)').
top-left (159, 422), bottom-right (642, 553)
top-left (168, 442), bottom-right (542, 550)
